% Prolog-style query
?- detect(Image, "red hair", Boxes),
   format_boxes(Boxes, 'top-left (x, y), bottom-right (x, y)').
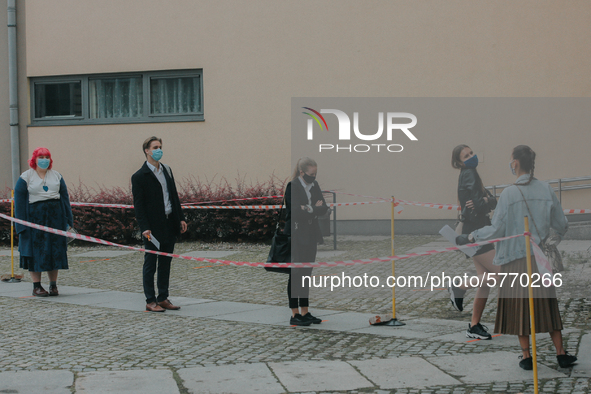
top-left (29, 147), bottom-right (53, 170)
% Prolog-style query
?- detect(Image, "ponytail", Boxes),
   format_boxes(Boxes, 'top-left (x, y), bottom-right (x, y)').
top-left (292, 157), bottom-right (317, 181)
top-left (512, 145), bottom-right (536, 185)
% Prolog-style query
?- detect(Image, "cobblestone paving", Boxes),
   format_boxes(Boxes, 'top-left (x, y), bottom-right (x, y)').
top-left (1, 235), bottom-right (589, 393)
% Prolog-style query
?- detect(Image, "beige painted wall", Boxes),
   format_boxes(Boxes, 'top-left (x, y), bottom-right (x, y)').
top-left (21, 0), bottom-right (591, 220)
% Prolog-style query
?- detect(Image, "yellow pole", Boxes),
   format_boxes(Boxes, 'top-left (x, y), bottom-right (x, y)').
top-left (391, 197), bottom-right (396, 319)
top-left (10, 190), bottom-right (15, 279)
top-left (524, 216), bottom-right (539, 394)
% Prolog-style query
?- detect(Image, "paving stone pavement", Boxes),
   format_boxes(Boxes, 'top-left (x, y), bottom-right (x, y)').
top-left (0, 235), bottom-right (589, 393)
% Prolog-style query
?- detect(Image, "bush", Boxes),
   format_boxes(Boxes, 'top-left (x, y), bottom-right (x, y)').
top-left (178, 174), bottom-right (286, 242)
top-left (0, 174), bottom-right (287, 245)
top-left (68, 182), bottom-right (138, 244)
top-left (0, 188), bottom-right (14, 243)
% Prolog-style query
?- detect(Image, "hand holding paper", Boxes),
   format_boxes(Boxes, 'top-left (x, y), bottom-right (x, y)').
top-left (439, 225), bottom-right (478, 257)
top-left (148, 234), bottom-right (160, 250)
top-left (142, 230), bottom-right (160, 250)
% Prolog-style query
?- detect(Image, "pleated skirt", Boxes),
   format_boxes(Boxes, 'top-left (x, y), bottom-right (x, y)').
top-left (494, 256), bottom-right (562, 336)
top-left (19, 199), bottom-right (68, 272)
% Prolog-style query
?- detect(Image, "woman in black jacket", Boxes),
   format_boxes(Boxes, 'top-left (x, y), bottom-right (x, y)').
top-left (449, 145), bottom-right (500, 340)
top-left (284, 157), bottom-right (329, 326)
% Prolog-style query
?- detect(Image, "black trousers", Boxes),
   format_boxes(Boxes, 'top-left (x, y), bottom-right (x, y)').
top-left (288, 242), bottom-right (317, 309)
top-left (143, 216), bottom-right (176, 304)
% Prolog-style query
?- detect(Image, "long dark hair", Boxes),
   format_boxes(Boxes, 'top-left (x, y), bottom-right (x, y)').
top-left (513, 145), bottom-right (536, 185)
top-left (451, 144), bottom-right (485, 192)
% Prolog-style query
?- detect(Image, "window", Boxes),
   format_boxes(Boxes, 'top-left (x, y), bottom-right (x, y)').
top-left (89, 77), bottom-right (143, 119)
top-left (150, 76), bottom-right (202, 115)
top-left (34, 81), bottom-right (82, 118)
top-left (30, 69), bottom-right (203, 125)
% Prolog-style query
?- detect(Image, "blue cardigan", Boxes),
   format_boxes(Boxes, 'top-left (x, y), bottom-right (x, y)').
top-left (14, 176), bottom-right (73, 258)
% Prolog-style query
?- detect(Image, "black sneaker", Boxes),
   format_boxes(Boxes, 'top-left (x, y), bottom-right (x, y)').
top-left (557, 352), bottom-right (577, 368)
top-left (466, 323), bottom-right (492, 340)
top-left (449, 285), bottom-right (466, 312)
top-left (290, 314), bottom-right (312, 326)
top-left (519, 355), bottom-right (533, 370)
top-left (302, 312), bottom-right (322, 324)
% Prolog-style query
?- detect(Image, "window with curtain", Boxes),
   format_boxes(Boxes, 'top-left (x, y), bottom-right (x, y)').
top-left (150, 76), bottom-right (201, 115)
top-left (89, 77), bottom-right (143, 118)
top-left (31, 69), bottom-right (203, 125)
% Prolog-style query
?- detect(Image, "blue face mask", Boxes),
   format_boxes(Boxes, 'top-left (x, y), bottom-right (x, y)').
top-left (151, 149), bottom-right (163, 162)
top-left (37, 158), bottom-right (50, 170)
top-left (463, 155), bottom-right (478, 169)
top-left (510, 160), bottom-right (516, 176)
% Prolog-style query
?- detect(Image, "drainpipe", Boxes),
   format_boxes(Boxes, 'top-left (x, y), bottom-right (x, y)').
top-left (8, 0), bottom-right (20, 187)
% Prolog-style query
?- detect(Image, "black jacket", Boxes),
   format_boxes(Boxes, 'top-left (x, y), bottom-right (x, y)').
top-left (131, 162), bottom-right (185, 243)
top-left (457, 168), bottom-right (497, 234)
top-left (284, 179), bottom-right (329, 246)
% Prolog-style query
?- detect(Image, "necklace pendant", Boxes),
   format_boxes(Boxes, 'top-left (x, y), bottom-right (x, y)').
top-left (43, 186), bottom-right (49, 192)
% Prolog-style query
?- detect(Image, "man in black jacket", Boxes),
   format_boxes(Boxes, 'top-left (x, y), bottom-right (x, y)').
top-left (131, 136), bottom-right (187, 312)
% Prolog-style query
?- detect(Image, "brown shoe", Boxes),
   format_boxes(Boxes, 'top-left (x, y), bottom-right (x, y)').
top-left (158, 299), bottom-right (181, 310)
top-left (146, 302), bottom-right (165, 312)
top-left (48, 285), bottom-right (59, 296)
top-left (32, 286), bottom-right (49, 297)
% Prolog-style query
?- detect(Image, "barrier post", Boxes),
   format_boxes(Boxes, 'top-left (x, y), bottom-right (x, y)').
top-left (524, 216), bottom-right (538, 394)
top-left (384, 197), bottom-right (405, 326)
top-left (7, 190), bottom-right (21, 282)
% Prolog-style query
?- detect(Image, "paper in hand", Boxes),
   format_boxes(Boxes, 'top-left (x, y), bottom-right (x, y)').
top-left (148, 234), bottom-right (160, 250)
top-left (439, 225), bottom-right (478, 257)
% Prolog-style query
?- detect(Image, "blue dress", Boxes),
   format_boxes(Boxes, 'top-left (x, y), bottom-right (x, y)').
top-left (15, 171), bottom-right (73, 272)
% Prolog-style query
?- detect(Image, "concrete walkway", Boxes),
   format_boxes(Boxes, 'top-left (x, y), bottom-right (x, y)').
top-left (1, 281), bottom-right (587, 393)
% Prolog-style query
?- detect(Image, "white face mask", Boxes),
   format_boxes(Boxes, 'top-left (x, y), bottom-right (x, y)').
top-left (509, 160), bottom-right (516, 176)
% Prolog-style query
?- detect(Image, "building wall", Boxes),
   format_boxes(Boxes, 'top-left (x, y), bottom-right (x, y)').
top-left (20, 0), bottom-right (591, 221)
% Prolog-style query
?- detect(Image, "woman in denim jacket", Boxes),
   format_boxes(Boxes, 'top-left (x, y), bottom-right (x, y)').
top-left (457, 145), bottom-right (577, 370)
top-left (449, 145), bottom-right (500, 340)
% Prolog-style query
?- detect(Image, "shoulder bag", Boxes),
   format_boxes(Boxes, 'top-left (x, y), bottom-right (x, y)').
top-left (516, 186), bottom-right (564, 273)
top-left (265, 195), bottom-right (291, 274)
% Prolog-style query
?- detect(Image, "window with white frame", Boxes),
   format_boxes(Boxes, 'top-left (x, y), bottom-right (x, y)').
top-left (30, 69), bottom-right (203, 125)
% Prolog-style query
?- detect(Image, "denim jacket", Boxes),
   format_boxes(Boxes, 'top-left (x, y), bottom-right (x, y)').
top-left (471, 175), bottom-right (568, 265)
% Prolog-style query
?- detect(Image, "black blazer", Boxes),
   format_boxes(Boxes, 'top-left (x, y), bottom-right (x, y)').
top-left (284, 179), bottom-right (329, 246)
top-left (457, 168), bottom-right (497, 234)
top-left (131, 162), bottom-right (185, 242)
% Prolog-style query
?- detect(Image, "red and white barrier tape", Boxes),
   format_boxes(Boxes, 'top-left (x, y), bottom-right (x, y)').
top-left (74, 201), bottom-right (389, 210)
top-left (327, 191), bottom-right (403, 213)
top-left (182, 204), bottom-right (283, 210)
top-left (563, 209), bottom-right (591, 214)
top-left (2, 198), bottom-right (589, 214)
top-left (70, 202), bottom-right (133, 209)
top-left (329, 191), bottom-right (391, 201)
top-left (182, 191), bottom-right (388, 207)
top-left (0, 212), bottom-right (524, 268)
top-left (393, 198), bottom-right (460, 211)
top-left (181, 195), bottom-right (283, 206)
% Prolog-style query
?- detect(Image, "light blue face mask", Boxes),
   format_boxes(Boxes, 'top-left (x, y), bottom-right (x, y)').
top-left (151, 149), bottom-right (163, 162)
top-left (510, 160), bottom-right (516, 176)
top-left (37, 158), bottom-right (50, 169)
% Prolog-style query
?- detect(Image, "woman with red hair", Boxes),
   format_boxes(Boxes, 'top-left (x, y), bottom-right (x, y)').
top-left (15, 147), bottom-right (73, 296)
